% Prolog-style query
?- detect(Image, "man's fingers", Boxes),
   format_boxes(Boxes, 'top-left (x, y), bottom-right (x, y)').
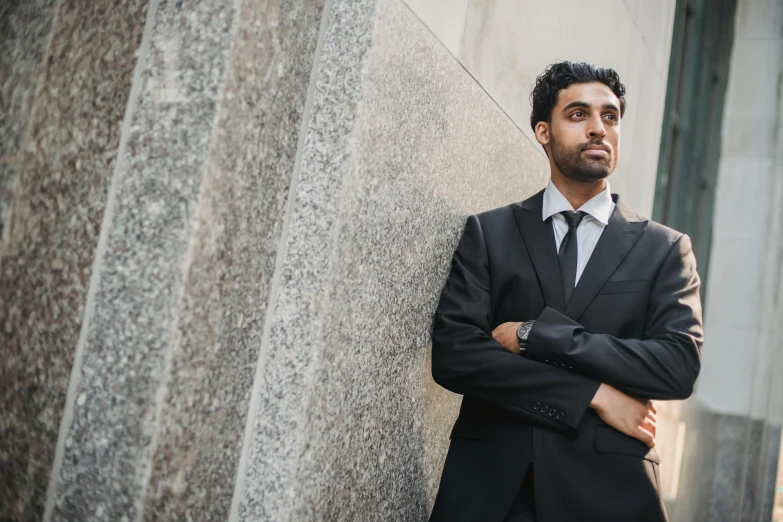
top-left (648, 401), bottom-right (657, 414)
top-left (636, 407), bottom-right (655, 429)
top-left (641, 418), bottom-right (657, 438)
top-left (636, 426), bottom-right (656, 449)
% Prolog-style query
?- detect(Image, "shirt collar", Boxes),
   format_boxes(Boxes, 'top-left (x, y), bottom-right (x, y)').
top-left (541, 178), bottom-right (614, 225)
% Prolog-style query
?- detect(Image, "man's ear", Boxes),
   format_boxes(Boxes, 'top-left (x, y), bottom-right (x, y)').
top-left (535, 121), bottom-right (550, 147)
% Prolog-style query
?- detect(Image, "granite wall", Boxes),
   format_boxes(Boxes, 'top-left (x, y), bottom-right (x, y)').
top-left (230, 0), bottom-right (549, 518)
top-left (0, 0), bottom-right (56, 245)
top-left (0, 1), bottom-right (148, 519)
top-left (42, 0), bottom-right (325, 520)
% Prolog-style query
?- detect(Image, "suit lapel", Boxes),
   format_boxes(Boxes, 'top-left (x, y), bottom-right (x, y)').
top-left (564, 195), bottom-right (648, 320)
top-left (512, 190), bottom-right (566, 313)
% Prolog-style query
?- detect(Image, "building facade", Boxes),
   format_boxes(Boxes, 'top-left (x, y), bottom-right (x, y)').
top-left (0, 0), bottom-right (781, 520)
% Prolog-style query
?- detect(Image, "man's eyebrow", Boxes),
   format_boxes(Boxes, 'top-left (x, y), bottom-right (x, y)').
top-left (561, 101), bottom-right (590, 112)
top-left (561, 101), bottom-right (621, 113)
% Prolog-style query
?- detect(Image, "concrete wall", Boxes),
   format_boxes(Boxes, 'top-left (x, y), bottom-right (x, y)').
top-left (673, 0), bottom-right (783, 520)
top-left (0, 0), bottom-right (678, 520)
top-left (406, 0), bottom-right (677, 218)
top-left (698, 0), bottom-right (783, 421)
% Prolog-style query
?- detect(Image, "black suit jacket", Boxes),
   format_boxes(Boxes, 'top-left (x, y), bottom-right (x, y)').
top-left (429, 190), bottom-right (703, 522)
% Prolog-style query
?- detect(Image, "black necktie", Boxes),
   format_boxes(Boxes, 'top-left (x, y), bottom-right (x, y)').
top-left (558, 211), bottom-right (587, 305)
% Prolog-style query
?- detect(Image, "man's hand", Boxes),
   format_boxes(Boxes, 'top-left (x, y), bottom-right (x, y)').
top-left (590, 383), bottom-right (657, 448)
top-left (491, 322), bottom-right (524, 353)
top-left (493, 323), bottom-right (657, 447)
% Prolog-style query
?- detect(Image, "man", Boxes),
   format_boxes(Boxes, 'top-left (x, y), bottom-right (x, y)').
top-left (428, 61), bottom-right (703, 522)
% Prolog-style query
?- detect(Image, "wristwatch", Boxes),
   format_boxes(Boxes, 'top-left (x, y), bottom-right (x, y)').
top-left (517, 321), bottom-right (535, 354)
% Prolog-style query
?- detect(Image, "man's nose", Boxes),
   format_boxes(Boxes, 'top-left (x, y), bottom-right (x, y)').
top-left (587, 114), bottom-right (607, 138)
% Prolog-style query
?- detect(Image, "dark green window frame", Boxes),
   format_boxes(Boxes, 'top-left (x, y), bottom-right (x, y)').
top-left (653, 0), bottom-right (737, 297)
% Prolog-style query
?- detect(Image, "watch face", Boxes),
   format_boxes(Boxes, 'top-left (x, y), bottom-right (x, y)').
top-left (517, 323), bottom-right (531, 339)
top-left (521, 323), bottom-right (533, 338)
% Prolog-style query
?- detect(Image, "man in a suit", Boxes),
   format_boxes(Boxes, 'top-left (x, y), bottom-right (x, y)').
top-left (428, 61), bottom-right (703, 522)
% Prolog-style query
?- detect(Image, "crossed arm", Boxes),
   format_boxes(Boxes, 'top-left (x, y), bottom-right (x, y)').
top-left (494, 233), bottom-right (703, 401)
top-left (431, 215), bottom-right (704, 443)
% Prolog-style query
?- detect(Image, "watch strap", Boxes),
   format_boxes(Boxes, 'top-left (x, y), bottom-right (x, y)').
top-left (517, 320), bottom-right (536, 353)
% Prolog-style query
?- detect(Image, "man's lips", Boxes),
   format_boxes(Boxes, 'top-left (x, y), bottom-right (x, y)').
top-left (582, 144), bottom-right (610, 158)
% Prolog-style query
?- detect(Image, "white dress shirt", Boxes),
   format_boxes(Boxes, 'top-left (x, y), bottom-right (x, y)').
top-left (541, 179), bottom-right (616, 285)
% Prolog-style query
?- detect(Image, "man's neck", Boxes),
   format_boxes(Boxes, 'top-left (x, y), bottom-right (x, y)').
top-left (550, 173), bottom-right (607, 210)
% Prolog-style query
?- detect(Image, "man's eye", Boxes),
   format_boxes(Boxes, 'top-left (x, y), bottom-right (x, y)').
top-left (573, 111), bottom-right (584, 118)
top-left (604, 114), bottom-right (617, 121)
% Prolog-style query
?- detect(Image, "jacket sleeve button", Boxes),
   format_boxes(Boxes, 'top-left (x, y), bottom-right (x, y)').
top-left (533, 402), bottom-right (541, 411)
top-left (541, 405), bottom-right (548, 413)
top-left (556, 411), bottom-right (564, 420)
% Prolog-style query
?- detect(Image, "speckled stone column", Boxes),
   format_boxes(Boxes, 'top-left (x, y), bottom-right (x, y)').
top-left (0, 0), bottom-right (57, 244)
top-left (230, 0), bottom-right (549, 520)
top-left (0, 1), bottom-right (148, 519)
top-left (43, 0), bottom-right (325, 521)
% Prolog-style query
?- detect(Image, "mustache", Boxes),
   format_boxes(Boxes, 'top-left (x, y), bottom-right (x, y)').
top-left (581, 139), bottom-right (611, 152)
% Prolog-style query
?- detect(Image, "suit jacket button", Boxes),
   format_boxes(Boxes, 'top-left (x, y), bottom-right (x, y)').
top-left (556, 411), bottom-right (564, 420)
top-left (540, 405), bottom-right (548, 413)
top-left (533, 402), bottom-right (541, 411)
top-left (548, 410), bottom-right (555, 417)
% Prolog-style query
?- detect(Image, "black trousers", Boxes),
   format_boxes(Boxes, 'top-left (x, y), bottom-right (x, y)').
top-left (503, 465), bottom-right (536, 522)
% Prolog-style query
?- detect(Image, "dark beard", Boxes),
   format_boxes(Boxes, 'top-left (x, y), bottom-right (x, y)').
top-left (551, 136), bottom-right (615, 183)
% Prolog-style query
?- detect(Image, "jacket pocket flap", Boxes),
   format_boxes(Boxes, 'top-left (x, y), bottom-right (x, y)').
top-left (598, 279), bottom-right (650, 295)
top-left (449, 421), bottom-right (493, 440)
top-left (595, 426), bottom-right (660, 464)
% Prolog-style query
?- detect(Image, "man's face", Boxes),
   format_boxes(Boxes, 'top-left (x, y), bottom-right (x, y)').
top-left (535, 82), bottom-right (621, 182)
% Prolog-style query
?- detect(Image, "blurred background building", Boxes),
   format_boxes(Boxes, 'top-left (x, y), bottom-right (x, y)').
top-left (1, 0), bottom-right (782, 520)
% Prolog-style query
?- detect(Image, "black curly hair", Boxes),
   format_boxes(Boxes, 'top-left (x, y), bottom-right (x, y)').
top-left (529, 61), bottom-right (626, 132)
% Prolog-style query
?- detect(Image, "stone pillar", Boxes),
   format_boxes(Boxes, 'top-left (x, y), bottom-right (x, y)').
top-left (39, 1), bottom-right (325, 520)
top-left (0, 0), bottom-right (56, 243)
top-left (0, 1), bottom-right (148, 519)
top-left (229, 0), bottom-right (547, 519)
